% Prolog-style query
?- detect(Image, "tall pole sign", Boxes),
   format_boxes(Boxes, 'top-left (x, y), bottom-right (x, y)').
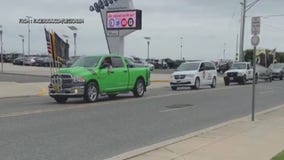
top-left (251, 16), bottom-right (260, 121)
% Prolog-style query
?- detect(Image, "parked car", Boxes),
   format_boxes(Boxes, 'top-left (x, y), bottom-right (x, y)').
top-left (23, 57), bottom-right (37, 66)
top-left (12, 56), bottom-right (26, 65)
top-left (48, 55), bottom-right (151, 103)
top-left (170, 61), bottom-right (217, 90)
top-left (36, 57), bottom-right (53, 67)
top-left (126, 56), bottom-right (154, 71)
top-left (269, 63), bottom-right (284, 80)
top-left (256, 64), bottom-right (272, 82)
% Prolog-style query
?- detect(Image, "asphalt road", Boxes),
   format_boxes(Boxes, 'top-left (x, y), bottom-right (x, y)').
top-left (0, 81), bottom-right (284, 160)
top-left (0, 73), bottom-right (49, 83)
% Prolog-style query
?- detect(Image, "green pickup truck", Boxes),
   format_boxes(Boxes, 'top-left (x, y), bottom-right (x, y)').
top-left (48, 55), bottom-right (151, 103)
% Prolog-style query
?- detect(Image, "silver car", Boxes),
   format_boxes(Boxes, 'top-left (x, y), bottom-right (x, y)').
top-left (269, 63), bottom-right (284, 80)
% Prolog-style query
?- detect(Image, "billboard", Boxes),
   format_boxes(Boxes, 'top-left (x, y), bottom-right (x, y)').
top-left (106, 9), bottom-right (142, 30)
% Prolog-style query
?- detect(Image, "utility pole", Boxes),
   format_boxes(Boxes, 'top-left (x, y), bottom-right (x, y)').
top-left (236, 34), bottom-right (239, 61)
top-left (0, 25), bottom-right (3, 72)
top-left (144, 37), bottom-right (151, 60)
top-left (239, 0), bottom-right (246, 62)
top-left (223, 43), bottom-right (226, 60)
top-left (239, 0), bottom-right (260, 62)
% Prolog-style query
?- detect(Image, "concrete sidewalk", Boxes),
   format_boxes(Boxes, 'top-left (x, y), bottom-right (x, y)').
top-left (111, 105), bottom-right (284, 160)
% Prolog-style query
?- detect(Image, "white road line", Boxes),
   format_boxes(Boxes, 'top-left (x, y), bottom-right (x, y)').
top-left (160, 106), bottom-right (195, 113)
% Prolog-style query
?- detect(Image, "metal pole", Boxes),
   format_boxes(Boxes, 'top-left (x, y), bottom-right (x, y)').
top-left (223, 43), bottom-right (226, 60)
top-left (236, 34), bottom-right (239, 61)
top-left (239, 0), bottom-right (246, 62)
top-left (73, 33), bottom-right (77, 57)
top-left (27, 18), bottom-right (31, 56)
top-left (22, 38), bottom-right (25, 55)
top-left (100, 12), bottom-right (111, 54)
top-left (147, 41), bottom-right (150, 60)
top-left (252, 46), bottom-right (256, 121)
top-left (0, 30), bottom-right (3, 72)
top-left (180, 37), bottom-right (183, 60)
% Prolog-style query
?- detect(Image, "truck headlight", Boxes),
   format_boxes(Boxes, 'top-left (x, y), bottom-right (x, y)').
top-left (73, 76), bottom-right (85, 83)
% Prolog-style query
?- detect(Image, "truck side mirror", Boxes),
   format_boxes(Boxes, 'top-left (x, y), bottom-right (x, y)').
top-left (127, 64), bottom-right (134, 68)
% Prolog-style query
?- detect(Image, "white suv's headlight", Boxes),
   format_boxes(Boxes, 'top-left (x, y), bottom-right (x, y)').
top-left (73, 76), bottom-right (85, 83)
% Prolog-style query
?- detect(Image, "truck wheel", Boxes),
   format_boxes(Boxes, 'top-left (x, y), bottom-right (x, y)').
top-left (84, 82), bottom-right (99, 103)
top-left (133, 78), bottom-right (145, 97)
top-left (171, 86), bottom-right (177, 90)
top-left (224, 80), bottom-right (230, 86)
top-left (54, 96), bottom-right (68, 104)
top-left (240, 75), bottom-right (246, 85)
top-left (210, 77), bottom-right (217, 88)
top-left (192, 78), bottom-right (200, 89)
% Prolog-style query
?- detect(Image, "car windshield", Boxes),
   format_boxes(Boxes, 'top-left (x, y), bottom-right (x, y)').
top-left (269, 64), bottom-right (284, 69)
top-left (230, 63), bottom-right (247, 69)
top-left (177, 63), bottom-right (200, 71)
top-left (71, 56), bottom-right (101, 67)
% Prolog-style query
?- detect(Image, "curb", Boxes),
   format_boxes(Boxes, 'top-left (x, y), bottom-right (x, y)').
top-left (104, 104), bottom-right (284, 160)
top-left (151, 80), bottom-right (169, 83)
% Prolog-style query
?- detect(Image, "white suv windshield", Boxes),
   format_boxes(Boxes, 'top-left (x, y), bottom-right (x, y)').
top-left (177, 63), bottom-right (200, 71)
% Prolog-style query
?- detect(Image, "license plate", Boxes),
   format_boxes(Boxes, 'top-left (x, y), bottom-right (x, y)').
top-left (53, 84), bottom-right (60, 92)
top-left (230, 77), bottom-right (234, 80)
top-left (176, 80), bottom-right (181, 83)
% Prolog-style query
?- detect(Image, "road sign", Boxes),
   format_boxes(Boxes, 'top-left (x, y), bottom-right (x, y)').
top-left (251, 35), bottom-right (260, 47)
top-left (251, 17), bottom-right (261, 35)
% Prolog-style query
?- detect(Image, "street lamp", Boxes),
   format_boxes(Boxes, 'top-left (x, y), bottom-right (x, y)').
top-left (18, 35), bottom-right (25, 55)
top-left (0, 25), bottom-right (3, 72)
top-left (180, 37), bottom-right (183, 60)
top-left (26, 16), bottom-right (32, 56)
top-left (68, 26), bottom-right (78, 57)
top-left (144, 37), bottom-right (151, 60)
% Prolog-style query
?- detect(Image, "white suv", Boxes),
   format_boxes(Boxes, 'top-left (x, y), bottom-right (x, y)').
top-left (170, 61), bottom-right (217, 90)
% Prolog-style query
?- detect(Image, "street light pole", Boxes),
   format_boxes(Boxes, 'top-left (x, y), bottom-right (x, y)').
top-left (26, 16), bottom-right (32, 56)
top-left (144, 37), bottom-right (151, 60)
top-left (18, 35), bottom-right (25, 55)
top-left (180, 37), bottom-right (183, 60)
top-left (68, 26), bottom-right (78, 57)
top-left (0, 25), bottom-right (3, 72)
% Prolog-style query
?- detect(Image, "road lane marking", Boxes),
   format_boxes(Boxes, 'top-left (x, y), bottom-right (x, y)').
top-left (160, 106), bottom-right (196, 113)
top-left (0, 85), bottom-right (249, 119)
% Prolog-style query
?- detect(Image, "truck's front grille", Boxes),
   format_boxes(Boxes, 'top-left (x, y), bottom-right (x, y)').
top-left (227, 72), bottom-right (237, 77)
top-left (51, 74), bottom-right (73, 89)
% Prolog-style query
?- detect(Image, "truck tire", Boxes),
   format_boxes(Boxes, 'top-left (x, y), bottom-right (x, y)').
top-left (239, 75), bottom-right (246, 85)
top-left (84, 82), bottom-right (99, 103)
top-left (210, 77), bottom-right (217, 88)
top-left (224, 80), bottom-right (230, 86)
top-left (192, 77), bottom-right (200, 89)
top-left (133, 78), bottom-right (145, 97)
top-left (171, 86), bottom-right (177, 90)
top-left (54, 96), bottom-right (68, 104)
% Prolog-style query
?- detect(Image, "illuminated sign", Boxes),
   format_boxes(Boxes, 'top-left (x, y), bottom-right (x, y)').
top-left (106, 9), bottom-right (142, 30)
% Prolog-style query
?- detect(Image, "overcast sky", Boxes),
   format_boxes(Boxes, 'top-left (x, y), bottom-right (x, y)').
top-left (1, 0), bottom-right (284, 60)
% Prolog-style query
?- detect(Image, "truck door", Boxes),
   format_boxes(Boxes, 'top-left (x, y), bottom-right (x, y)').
top-left (110, 57), bottom-right (129, 91)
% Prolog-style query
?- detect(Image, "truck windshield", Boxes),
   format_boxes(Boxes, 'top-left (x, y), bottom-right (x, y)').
top-left (177, 63), bottom-right (199, 71)
top-left (71, 56), bottom-right (101, 68)
top-left (230, 63), bottom-right (246, 69)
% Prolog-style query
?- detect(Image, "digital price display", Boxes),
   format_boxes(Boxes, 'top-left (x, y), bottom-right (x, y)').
top-left (106, 10), bottom-right (142, 30)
